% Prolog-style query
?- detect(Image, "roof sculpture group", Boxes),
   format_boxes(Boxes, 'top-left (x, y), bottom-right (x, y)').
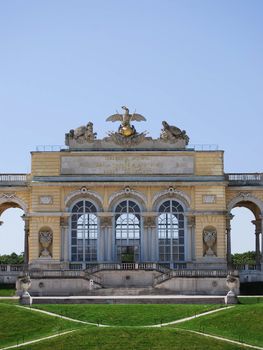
top-left (65, 106), bottom-right (189, 149)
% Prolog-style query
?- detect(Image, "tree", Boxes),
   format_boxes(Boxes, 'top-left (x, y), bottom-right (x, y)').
top-left (0, 252), bottom-right (24, 264)
top-left (231, 251), bottom-right (256, 267)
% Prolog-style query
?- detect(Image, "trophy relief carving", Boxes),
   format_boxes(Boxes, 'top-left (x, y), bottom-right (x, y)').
top-left (39, 230), bottom-right (53, 258)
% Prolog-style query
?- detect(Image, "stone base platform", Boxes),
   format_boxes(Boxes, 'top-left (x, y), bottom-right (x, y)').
top-left (32, 295), bottom-right (226, 305)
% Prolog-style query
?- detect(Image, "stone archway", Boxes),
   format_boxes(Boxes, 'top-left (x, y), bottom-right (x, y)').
top-left (0, 195), bottom-right (29, 266)
top-left (227, 193), bottom-right (263, 270)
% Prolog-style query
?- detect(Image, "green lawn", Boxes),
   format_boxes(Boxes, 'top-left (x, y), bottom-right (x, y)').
top-left (1, 301), bottom-right (263, 349)
top-left (21, 327), bottom-right (244, 350)
top-left (0, 283), bottom-right (16, 296)
top-left (0, 303), bottom-right (85, 348)
top-left (32, 303), bottom-right (222, 326)
top-left (238, 296), bottom-right (263, 304)
top-left (175, 303), bottom-right (263, 347)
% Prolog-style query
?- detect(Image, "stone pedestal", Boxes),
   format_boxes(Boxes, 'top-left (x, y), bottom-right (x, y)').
top-left (225, 291), bottom-right (238, 304)
top-left (20, 293), bottom-right (32, 306)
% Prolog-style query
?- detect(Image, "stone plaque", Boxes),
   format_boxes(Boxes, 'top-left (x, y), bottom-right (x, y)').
top-left (39, 196), bottom-right (53, 205)
top-left (61, 155), bottom-right (194, 175)
top-left (202, 195), bottom-right (216, 204)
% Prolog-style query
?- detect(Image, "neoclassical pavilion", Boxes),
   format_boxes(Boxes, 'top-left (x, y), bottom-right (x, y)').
top-left (0, 108), bottom-right (262, 295)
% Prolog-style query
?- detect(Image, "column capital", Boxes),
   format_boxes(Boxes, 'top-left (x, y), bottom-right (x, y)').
top-left (60, 216), bottom-right (69, 228)
top-left (143, 216), bottom-right (157, 228)
top-left (21, 214), bottom-right (30, 223)
top-left (100, 216), bottom-right (113, 228)
top-left (186, 215), bottom-right (195, 227)
top-left (251, 219), bottom-right (261, 234)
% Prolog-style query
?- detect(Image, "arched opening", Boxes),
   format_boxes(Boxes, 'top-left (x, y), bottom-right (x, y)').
top-left (157, 199), bottom-right (186, 266)
top-left (228, 200), bottom-right (262, 270)
top-left (231, 207), bottom-right (255, 254)
top-left (0, 207), bottom-right (25, 263)
top-left (114, 200), bottom-right (141, 263)
top-left (70, 200), bottom-right (98, 262)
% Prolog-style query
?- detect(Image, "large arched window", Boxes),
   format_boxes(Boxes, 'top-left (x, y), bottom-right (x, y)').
top-left (71, 200), bottom-right (98, 262)
top-left (158, 200), bottom-right (185, 262)
top-left (115, 200), bottom-right (141, 262)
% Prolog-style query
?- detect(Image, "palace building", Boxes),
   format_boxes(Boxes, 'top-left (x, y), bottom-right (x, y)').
top-left (0, 107), bottom-right (262, 296)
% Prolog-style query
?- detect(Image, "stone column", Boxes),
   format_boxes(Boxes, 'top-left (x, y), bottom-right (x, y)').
top-left (60, 216), bottom-right (69, 263)
top-left (21, 215), bottom-right (30, 270)
top-left (143, 214), bottom-right (157, 262)
top-left (98, 214), bottom-right (114, 262)
top-left (187, 215), bottom-right (196, 261)
top-left (260, 215), bottom-right (263, 269)
top-left (252, 219), bottom-right (261, 270)
top-left (226, 214), bottom-right (234, 268)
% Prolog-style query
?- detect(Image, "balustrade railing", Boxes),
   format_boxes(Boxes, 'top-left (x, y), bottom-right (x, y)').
top-left (226, 173), bottom-right (263, 184)
top-left (0, 174), bottom-right (28, 184)
top-left (153, 269), bottom-right (228, 286)
top-left (0, 264), bottom-right (24, 273)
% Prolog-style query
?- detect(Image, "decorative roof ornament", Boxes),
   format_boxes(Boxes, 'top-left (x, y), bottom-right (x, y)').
top-left (160, 121), bottom-right (189, 145)
top-left (106, 106), bottom-right (146, 137)
top-left (105, 106), bottom-right (148, 146)
top-left (65, 122), bottom-right (97, 145)
top-left (64, 107), bottom-right (190, 149)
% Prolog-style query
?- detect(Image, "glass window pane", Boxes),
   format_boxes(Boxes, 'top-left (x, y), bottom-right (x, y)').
top-left (71, 200), bottom-right (98, 262)
top-left (158, 200), bottom-right (185, 263)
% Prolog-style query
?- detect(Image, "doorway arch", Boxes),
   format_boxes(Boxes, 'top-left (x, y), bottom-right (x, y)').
top-left (227, 193), bottom-right (263, 270)
top-left (0, 197), bottom-right (29, 265)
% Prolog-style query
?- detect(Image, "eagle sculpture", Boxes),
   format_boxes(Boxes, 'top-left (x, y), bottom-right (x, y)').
top-left (106, 106), bottom-right (146, 137)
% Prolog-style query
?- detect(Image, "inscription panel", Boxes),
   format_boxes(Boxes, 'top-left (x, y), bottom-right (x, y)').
top-left (61, 155), bottom-right (194, 175)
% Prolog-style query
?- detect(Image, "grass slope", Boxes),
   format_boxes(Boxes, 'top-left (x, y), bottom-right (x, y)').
top-left (21, 327), bottom-right (244, 350)
top-left (32, 304), bottom-right (222, 326)
top-left (0, 303), bottom-right (85, 348)
top-left (176, 303), bottom-right (263, 347)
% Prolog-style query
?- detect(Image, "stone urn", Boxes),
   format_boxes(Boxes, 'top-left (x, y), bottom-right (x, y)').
top-left (19, 275), bottom-right (31, 297)
top-left (226, 274), bottom-right (239, 296)
top-left (39, 231), bottom-right (52, 258)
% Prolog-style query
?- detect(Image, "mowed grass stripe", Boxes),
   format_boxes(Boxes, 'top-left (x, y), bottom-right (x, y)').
top-left (0, 303), bottom-right (85, 348)
top-left (175, 303), bottom-right (263, 347)
top-left (20, 327), bottom-right (246, 350)
top-left (32, 303), bottom-right (223, 326)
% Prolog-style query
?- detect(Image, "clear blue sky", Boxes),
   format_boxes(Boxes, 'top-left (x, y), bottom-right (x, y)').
top-left (0, 0), bottom-right (262, 254)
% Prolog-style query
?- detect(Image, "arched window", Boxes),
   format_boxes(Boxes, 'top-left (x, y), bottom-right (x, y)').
top-left (115, 200), bottom-right (141, 262)
top-left (158, 200), bottom-right (185, 262)
top-left (71, 200), bottom-right (98, 262)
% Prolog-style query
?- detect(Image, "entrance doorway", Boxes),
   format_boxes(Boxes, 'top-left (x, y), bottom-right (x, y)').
top-left (117, 246), bottom-right (139, 263)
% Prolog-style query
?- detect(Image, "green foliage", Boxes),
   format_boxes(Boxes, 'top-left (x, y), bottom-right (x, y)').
top-left (231, 251), bottom-right (256, 267)
top-left (0, 252), bottom-right (24, 264)
top-left (32, 304), bottom-right (221, 326)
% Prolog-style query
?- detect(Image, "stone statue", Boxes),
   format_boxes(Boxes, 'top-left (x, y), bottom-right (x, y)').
top-left (160, 121), bottom-right (189, 145)
top-left (106, 106), bottom-right (146, 137)
top-left (66, 122), bottom-right (97, 145)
